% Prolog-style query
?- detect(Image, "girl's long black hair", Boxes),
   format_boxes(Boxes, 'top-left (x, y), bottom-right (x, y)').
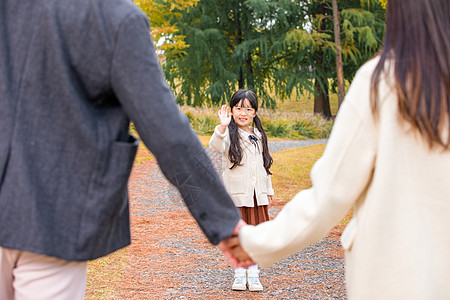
top-left (228, 89), bottom-right (273, 174)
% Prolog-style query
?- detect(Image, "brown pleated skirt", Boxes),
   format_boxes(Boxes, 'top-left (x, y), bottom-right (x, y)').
top-left (238, 194), bottom-right (269, 226)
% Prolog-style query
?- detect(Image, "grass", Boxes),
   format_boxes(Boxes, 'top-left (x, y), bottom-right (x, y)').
top-left (197, 135), bottom-right (211, 147)
top-left (271, 144), bottom-right (326, 201)
top-left (275, 88), bottom-right (339, 117)
top-left (271, 144), bottom-right (353, 227)
top-left (134, 143), bottom-right (154, 164)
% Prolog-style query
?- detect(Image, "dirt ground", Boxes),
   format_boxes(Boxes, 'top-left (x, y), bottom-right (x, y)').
top-left (86, 145), bottom-right (347, 299)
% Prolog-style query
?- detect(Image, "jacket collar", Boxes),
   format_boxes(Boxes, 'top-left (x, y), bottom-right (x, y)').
top-left (238, 127), bottom-right (262, 143)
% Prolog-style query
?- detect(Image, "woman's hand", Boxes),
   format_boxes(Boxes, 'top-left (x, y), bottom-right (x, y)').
top-left (268, 195), bottom-right (273, 207)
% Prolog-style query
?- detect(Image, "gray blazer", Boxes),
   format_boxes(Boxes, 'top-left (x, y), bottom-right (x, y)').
top-left (0, 0), bottom-right (240, 261)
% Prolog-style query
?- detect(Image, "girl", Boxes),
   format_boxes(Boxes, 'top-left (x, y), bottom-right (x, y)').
top-left (209, 89), bottom-right (273, 292)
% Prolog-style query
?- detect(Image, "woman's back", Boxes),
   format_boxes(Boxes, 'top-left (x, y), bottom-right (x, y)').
top-left (344, 58), bottom-right (450, 299)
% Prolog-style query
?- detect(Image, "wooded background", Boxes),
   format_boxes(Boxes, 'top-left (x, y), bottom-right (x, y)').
top-left (135, 0), bottom-right (387, 118)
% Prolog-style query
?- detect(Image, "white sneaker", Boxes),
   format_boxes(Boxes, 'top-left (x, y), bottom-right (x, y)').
top-left (247, 269), bottom-right (263, 292)
top-left (232, 269), bottom-right (247, 291)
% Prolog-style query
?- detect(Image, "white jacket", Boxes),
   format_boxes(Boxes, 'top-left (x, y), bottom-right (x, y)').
top-left (209, 126), bottom-right (274, 207)
top-left (239, 57), bottom-right (450, 299)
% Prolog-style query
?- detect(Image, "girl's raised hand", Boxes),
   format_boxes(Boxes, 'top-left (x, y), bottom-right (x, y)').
top-left (218, 105), bottom-right (231, 127)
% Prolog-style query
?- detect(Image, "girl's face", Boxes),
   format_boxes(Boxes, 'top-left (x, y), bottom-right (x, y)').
top-left (231, 98), bottom-right (255, 131)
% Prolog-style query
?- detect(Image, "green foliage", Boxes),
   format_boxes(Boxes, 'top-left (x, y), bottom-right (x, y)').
top-left (135, 0), bottom-right (198, 54)
top-left (281, 1), bottom-right (385, 93)
top-left (292, 120), bottom-right (318, 139)
top-left (145, 0), bottom-right (385, 115)
top-left (378, 0), bottom-right (387, 8)
top-left (263, 119), bottom-right (291, 138)
top-left (191, 115), bottom-right (218, 135)
top-left (262, 117), bottom-right (333, 139)
top-left (337, 1), bottom-right (386, 79)
top-left (162, 0), bottom-right (310, 107)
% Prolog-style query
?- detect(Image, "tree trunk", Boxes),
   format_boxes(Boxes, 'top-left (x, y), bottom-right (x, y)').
top-left (314, 74), bottom-right (332, 119)
top-left (332, 0), bottom-right (345, 107)
top-left (238, 69), bottom-right (244, 89)
top-left (236, 9), bottom-right (244, 89)
top-left (313, 2), bottom-right (332, 119)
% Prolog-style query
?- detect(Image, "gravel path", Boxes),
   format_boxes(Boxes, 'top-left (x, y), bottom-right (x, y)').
top-left (268, 139), bottom-right (329, 153)
top-left (87, 139), bottom-right (347, 299)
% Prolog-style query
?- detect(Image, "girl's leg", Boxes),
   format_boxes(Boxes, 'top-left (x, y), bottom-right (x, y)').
top-left (238, 194), bottom-right (267, 292)
top-left (247, 264), bottom-right (263, 292)
top-left (232, 267), bottom-right (247, 291)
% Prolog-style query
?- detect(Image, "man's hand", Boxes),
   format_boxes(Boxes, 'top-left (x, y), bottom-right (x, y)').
top-left (217, 219), bottom-right (255, 267)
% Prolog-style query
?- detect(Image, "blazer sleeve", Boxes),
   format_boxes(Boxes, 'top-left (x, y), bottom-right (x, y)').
top-left (109, 11), bottom-right (240, 245)
top-left (239, 67), bottom-right (377, 267)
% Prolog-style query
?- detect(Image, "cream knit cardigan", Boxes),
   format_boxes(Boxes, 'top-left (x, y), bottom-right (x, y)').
top-left (239, 57), bottom-right (450, 299)
top-left (209, 126), bottom-right (274, 207)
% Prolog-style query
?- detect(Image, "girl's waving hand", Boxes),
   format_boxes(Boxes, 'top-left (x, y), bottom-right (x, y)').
top-left (218, 105), bottom-right (231, 128)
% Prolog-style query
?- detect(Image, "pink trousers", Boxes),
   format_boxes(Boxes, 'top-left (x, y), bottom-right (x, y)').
top-left (0, 247), bottom-right (87, 300)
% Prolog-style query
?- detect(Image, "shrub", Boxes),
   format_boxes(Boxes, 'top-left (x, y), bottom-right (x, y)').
top-left (192, 114), bottom-right (217, 135)
top-left (292, 120), bottom-right (317, 139)
top-left (264, 119), bottom-right (291, 138)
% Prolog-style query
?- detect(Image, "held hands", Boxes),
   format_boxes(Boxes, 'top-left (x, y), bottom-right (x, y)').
top-left (220, 236), bottom-right (253, 266)
top-left (217, 219), bottom-right (255, 268)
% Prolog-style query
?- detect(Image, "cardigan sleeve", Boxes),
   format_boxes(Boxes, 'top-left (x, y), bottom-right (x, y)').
top-left (239, 64), bottom-right (378, 267)
top-left (267, 175), bottom-right (274, 196)
top-left (209, 125), bottom-right (230, 154)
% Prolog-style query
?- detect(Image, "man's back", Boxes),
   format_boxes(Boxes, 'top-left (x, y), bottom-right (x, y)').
top-left (0, 0), bottom-right (154, 260)
top-left (0, 0), bottom-right (240, 261)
